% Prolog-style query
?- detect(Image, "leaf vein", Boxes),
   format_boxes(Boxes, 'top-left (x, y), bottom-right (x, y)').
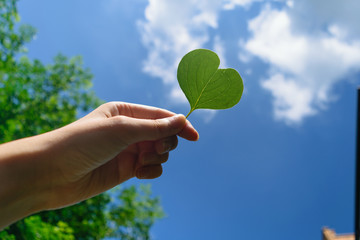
top-left (196, 72), bottom-right (232, 107)
top-left (192, 68), bottom-right (219, 111)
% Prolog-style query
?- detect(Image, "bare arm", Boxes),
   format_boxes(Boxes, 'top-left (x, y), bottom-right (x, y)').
top-left (0, 102), bottom-right (199, 229)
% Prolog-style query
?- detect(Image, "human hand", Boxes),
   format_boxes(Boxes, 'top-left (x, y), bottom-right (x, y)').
top-left (39, 102), bottom-right (198, 210)
top-left (0, 102), bottom-right (198, 228)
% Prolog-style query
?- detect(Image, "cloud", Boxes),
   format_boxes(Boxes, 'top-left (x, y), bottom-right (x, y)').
top-left (243, 3), bottom-right (360, 124)
top-left (213, 35), bottom-right (227, 68)
top-left (138, 0), bottom-right (248, 122)
top-left (137, 0), bottom-right (232, 121)
top-left (223, 0), bottom-right (264, 10)
top-left (261, 74), bottom-right (316, 124)
top-left (138, 0), bottom-right (257, 100)
top-left (288, 0), bottom-right (360, 40)
top-left (138, 0), bottom-right (223, 85)
top-left (138, 0), bottom-right (360, 125)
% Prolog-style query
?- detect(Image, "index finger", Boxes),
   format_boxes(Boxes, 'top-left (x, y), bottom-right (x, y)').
top-left (112, 102), bottom-right (199, 141)
top-left (112, 102), bottom-right (175, 119)
top-left (179, 119), bottom-right (199, 141)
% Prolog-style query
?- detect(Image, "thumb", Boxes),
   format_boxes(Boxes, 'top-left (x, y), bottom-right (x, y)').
top-left (114, 114), bottom-right (187, 144)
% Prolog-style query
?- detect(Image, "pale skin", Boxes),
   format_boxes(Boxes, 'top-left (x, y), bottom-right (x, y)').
top-left (0, 102), bottom-right (199, 229)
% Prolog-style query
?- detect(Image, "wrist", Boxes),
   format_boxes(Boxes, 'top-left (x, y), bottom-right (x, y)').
top-left (0, 135), bottom-right (53, 229)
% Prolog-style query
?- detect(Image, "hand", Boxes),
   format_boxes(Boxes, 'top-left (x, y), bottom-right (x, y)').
top-left (43, 102), bottom-right (199, 209)
top-left (0, 102), bottom-right (198, 228)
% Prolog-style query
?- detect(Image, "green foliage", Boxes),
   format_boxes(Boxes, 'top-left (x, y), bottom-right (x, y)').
top-left (0, 228), bottom-right (16, 240)
top-left (0, 0), bottom-right (36, 59)
top-left (37, 194), bottom-right (111, 240)
top-left (0, 0), bottom-right (165, 239)
top-left (16, 216), bottom-right (75, 240)
top-left (177, 49), bottom-right (244, 117)
top-left (0, 0), bottom-right (101, 142)
top-left (108, 185), bottom-right (165, 240)
top-left (0, 54), bottom-right (101, 142)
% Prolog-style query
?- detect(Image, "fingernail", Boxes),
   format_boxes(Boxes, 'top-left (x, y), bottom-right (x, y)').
top-left (162, 141), bottom-right (172, 153)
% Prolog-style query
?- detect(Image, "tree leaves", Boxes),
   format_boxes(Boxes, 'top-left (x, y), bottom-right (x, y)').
top-left (177, 49), bottom-right (244, 118)
top-left (0, 1), bottom-right (165, 239)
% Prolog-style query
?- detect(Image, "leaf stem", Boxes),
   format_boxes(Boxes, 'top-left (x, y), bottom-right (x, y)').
top-left (185, 109), bottom-right (194, 118)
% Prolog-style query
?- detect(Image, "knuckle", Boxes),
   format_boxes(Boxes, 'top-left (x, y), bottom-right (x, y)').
top-left (107, 116), bottom-right (132, 145)
top-left (152, 119), bottom-right (164, 138)
top-left (100, 101), bottom-right (115, 110)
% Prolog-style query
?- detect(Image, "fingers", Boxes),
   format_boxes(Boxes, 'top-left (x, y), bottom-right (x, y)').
top-left (111, 114), bottom-right (187, 144)
top-left (136, 152), bottom-right (168, 179)
top-left (141, 152), bottom-right (169, 165)
top-left (154, 135), bottom-right (178, 154)
top-left (136, 165), bottom-right (163, 179)
top-left (135, 134), bottom-right (179, 179)
top-left (102, 102), bottom-right (199, 142)
top-left (103, 102), bottom-right (176, 119)
top-left (178, 120), bottom-right (199, 141)
top-left (131, 135), bottom-right (176, 180)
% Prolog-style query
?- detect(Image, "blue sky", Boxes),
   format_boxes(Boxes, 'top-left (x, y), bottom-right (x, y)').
top-left (18, 0), bottom-right (359, 239)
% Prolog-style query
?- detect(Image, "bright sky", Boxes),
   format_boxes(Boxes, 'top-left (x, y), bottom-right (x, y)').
top-left (18, 0), bottom-right (359, 239)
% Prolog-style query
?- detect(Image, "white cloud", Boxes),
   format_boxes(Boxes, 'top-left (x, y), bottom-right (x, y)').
top-left (192, 109), bottom-right (217, 123)
top-left (288, 0), bottom-right (360, 40)
top-left (213, 35), bottom-right (227, 68)
top-left (138, 0), bottom-right (360, 125)
top-left (245, 7), bottom-right (308, 75)
top-left (138, 0), bottom-right (259, 100)
top-left (223, 0), bottom-right (264, 10)
top-left (138, 0), bottom-right (242, 121)
top-left (170, 86), bottom-right (188, 104)
top-left (138, 0), bottom-right (222, 86)
top-left (243, 3), bottom-right (360, 124)
top-left (261, 74), bottom-right (315, 124)
top-left (238, 39), bottom-right (253, 63)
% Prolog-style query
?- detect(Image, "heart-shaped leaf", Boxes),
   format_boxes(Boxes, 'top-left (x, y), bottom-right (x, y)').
top-left (177, 49), bottom-right (244, 118)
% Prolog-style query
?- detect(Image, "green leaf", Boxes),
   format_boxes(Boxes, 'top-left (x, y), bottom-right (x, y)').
top-left (177, 49), bottom-right (244, 118)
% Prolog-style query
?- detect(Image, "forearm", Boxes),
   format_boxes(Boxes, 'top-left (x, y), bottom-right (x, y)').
top-left (0, 135), bottom-right (52, 229)
top-left (0, 102), bottom-right (199, 230)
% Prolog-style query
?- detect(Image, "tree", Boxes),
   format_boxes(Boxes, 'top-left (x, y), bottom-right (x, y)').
top-left (108, 185), bottom-right (165, 240)
top-left (0, 0), bottom-right (165, 239)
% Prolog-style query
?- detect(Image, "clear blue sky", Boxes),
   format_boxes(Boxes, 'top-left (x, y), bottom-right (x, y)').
top-left (18, 0), bottom-right (359, 239)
